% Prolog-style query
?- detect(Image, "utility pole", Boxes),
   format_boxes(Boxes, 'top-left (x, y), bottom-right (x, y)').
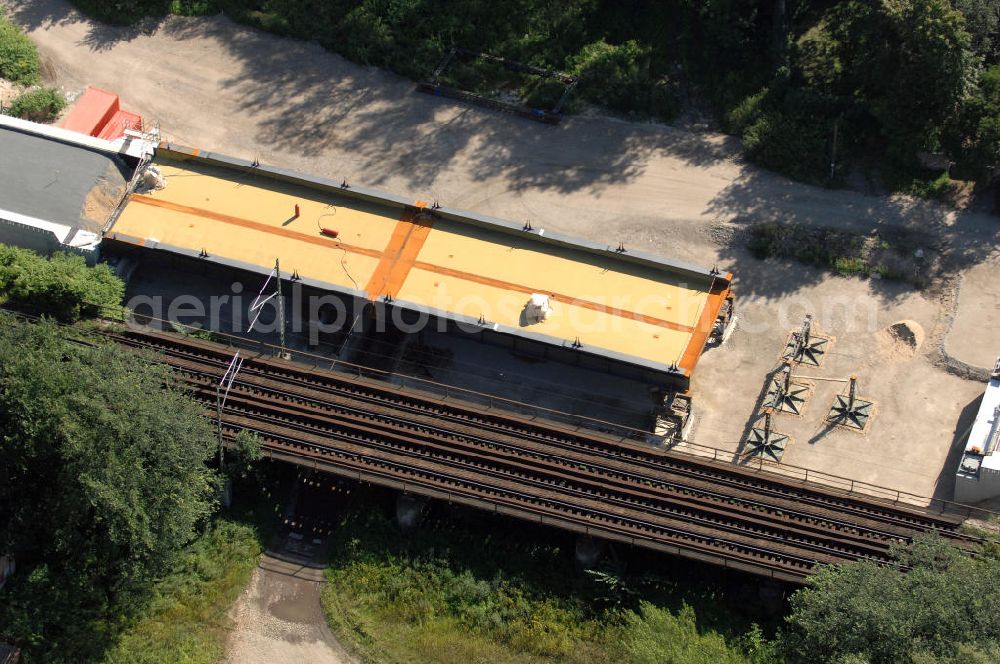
top-left (216, 352), bottom-right (243, 470)
top-left (216, 384), bottom-right (223, 468)
top-left (829, 118), bottom-right (839, 181)
top-left (275, 258), bottom-right (286, 353)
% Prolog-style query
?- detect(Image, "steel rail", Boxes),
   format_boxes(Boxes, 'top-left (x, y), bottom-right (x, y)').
top-left (106, 328), bottom-right (971, 535)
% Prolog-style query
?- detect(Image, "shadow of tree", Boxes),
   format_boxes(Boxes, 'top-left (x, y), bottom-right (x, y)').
top-left (7, 0), bottom-right (78, 30)
top-left (9, 0), bottom-right (160, 52)
top-left (10, 3), bottom-right (731, 196)
top-left (184, 8), bottom-right (738, 195)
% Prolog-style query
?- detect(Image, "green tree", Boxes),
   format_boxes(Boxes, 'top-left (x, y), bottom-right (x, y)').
top-left (0, 12), bottom-right (40, 84)
top-left (955, 0), bottom-right (1000, 64)
top-left (0, 245), bottom-right (125, 322)
top-left (781, 534), bottom-right (1000, 664)
top-left (228, 428), bottom-right (263, 482)
top-left (946, 64), bottom-right (1000, 179)
top-left (794, 0), bottom-right (976, 169)
top-left (0, 318), bottom-right (218, 661)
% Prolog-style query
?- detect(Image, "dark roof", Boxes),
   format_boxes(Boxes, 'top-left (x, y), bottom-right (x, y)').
top-left (0, 126), bottom-right (131, 232)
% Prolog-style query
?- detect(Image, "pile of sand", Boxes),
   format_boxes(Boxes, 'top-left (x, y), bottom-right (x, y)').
top-left (877, 319), bottom-right (924, 360)
top-left (0, 79), bottom-right (24, 109)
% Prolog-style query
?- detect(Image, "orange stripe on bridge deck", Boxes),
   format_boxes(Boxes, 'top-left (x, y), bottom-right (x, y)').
top-left (127, 194), bottom-right (700, 334)
top-left (411, 261), bottom-right (696, 334)
top-left (128, 194), bottom-right (384, 260)
top-left (364, 207), bottom-right (434, 300)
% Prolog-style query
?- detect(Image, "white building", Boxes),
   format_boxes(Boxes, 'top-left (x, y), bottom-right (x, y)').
top-left (955, 358), bottom-right (1000, 503)
top-left (0, 115), bottom-right (152, 261)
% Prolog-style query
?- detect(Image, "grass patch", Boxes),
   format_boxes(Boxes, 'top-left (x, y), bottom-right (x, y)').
top-left (0, 12), bottom-right (40, 84)
top-left (747, 221), bottom-right (931, 286)
top-left (6, 87), bottom-right (67, 123)
top-left (321, 501), bottom-right (770, 664)
top-left (99, 519), bottom-right (262, 664)
top-left (169, 320), bottom-right (223, 342)
top-left (880, 160), bottom-right (967, 205)
top-left (904, 170), bottom-right (963, 204)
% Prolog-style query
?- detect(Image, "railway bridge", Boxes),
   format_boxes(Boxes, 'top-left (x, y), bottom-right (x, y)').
top-left (107, 325), bottom-right (980, 584)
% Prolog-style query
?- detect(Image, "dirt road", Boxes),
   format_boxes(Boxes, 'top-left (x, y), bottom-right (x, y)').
top-left (225, 555), bottom-right (356, 664)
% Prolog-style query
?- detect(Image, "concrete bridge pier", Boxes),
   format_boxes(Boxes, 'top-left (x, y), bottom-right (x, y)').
top-left (395, 493), bottom-right (427, 531)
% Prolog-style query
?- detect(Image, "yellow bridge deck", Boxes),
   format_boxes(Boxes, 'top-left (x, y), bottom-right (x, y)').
top-left (109, 149), bottom-right (731, 375)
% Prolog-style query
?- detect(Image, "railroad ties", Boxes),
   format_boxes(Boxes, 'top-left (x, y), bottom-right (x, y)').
top-left (104, 327), bottom-right (974, 584)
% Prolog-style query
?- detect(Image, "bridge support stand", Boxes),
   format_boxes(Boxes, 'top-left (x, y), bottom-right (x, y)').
top-left (826, 375), bottom-right (874, 431)
top-left (782, 315), bottom-right (830, 367)
top-left (744, 410), bottom-right (790, 462)
top-left (765, 362), bottom-right (811, 415)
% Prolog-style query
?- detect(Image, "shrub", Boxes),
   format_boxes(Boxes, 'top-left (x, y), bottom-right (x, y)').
top-left (570, 40), bottom-right (678, 120)
top-left (615, 603), bottom-right (748, 664)
top-left (71, 1), bottom-right (172, 25)
top-left (833, 256), bottom-right (867, 276)
top-left (99, 520), bottom-right (261, 664)
top-left (0, 244), bottom-right (125, 322)
top-left (7, 87), bottom-right (67, 123)
top-left (906, 171), bottom-right (955, 202)
top-left (726, 87), bottom-right (770, 134)
top-left (780, 534), bottom-right (1000, 664)
top-left (0, 14), bottom-right (40, 84)
top-left (739, 87), bottom-right (840, 183)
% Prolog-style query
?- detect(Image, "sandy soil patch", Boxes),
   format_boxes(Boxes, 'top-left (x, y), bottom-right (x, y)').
top-left (877, 320), bottom-right (925, 361)
top-left (224, 556), bottom-right (356, 664)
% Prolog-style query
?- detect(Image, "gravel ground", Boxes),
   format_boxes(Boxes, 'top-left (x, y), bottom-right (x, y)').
top-left (224, 555), bottom-right (356, 664)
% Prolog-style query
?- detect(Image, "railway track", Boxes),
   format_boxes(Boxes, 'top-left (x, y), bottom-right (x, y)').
top-left (100, 325), bottom-right (979, 582)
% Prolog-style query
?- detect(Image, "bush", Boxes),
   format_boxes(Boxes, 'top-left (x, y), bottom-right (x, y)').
top-left (733, 82), bottom-right (842, 183)
top-left (615, 603), bottom-right (749, 664)
top-left (781, 535), bottom-right (1000, 664)
top-left (0, 13), bottom-right (40, 84)
top-left (99, 520), bottom-right (261, 664)
top-left (321, 505), bottom-right (764, 664)
top-left (7, 87), bottom-right (67, 123)
top-left (726, 87), bottom-right (770, 134)
top-left (0, 244), bottom-right (125, 322)
top-left (72, 1), bottom-right (172, 25)
top-left (570, 40), bottom-right (678, 120)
